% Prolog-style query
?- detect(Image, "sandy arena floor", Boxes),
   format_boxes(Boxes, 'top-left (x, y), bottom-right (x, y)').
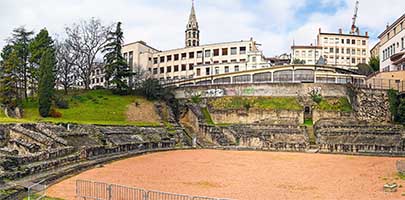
top-left (47, 150), bottom-right (405, 200)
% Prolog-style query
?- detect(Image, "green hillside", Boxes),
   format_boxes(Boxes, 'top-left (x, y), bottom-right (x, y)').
top-left (0, 90), bottom-right (160, 126)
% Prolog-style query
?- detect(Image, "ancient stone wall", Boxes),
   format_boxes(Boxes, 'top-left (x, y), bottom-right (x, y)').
top-left (315, 119), bottom-right (405, 155)
top-left (174, 83), bottom-right (348, 99)
top-left (210, 109), bottom-right (304, 124)
top-left (312, 110), bottom-right (355, 123)
top-left (199, 124), bottom-right (309, 152)
top-left (347, 87), bottom-right (391, 122)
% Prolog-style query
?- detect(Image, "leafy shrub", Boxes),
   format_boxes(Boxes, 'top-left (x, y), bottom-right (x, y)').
top-left (191, 95), bottom-right (202, 104)
top-left (49, 108), bottom-right (62, 118)
top-left (309, 88), bottom-right (323, 104)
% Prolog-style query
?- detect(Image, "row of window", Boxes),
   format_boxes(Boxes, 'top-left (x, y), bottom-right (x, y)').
top-left (197, 65), bottom-right (241, 76)
top-left (323, 38), bottom-right (367, 46)
top-left (387, 21), bottom-right (404, 40)
top-left (325, 56), bottom-right (366, 64)
top-left (152, 46), bottom-right (247, 65)
top-left (294, 50), bottom-right (320, 57)
top-left (91, 77), bottom-right (105, 84)
top-left (324, 48), bottom-right (367, 56)
top-left (382, 37), bottom-right (405, 61)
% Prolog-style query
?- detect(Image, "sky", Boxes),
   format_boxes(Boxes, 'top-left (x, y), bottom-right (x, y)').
top-left (0, 0), bottom-right (404, 57)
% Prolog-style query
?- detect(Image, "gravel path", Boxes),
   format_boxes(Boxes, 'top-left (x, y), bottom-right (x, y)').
top-left (47, 150), bottom-right (405, 200)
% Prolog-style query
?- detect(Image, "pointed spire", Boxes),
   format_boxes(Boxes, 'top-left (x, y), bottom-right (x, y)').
top-left (188, 0), bottom-right (198, 29)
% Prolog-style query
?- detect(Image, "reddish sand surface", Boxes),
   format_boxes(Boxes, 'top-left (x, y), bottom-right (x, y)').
top-left (47, 150), bottom-right (405, 200)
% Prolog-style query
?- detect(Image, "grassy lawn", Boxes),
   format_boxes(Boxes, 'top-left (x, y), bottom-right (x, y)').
top-left (210, 97), bottom-right (302, 111)
top-left (0, 90), bottom-right (160, 126)
top-left (304, 119), bottom-right (313, 127)
top-left (317, 97), bottom-right (353, 112)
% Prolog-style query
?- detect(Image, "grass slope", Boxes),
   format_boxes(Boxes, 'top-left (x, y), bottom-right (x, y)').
top-left (317, 97), bottom-right (353, 112)
top-left (0, 90), bottom-right (160, 126)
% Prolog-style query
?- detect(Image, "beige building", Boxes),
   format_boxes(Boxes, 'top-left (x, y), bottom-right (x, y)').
top-left (291, 45), bottom-right (322, 65)
top-left (317, 28), bottom-right (370, 70)
top-left (378, 13), bottom-right (405, 72)
top-left (370, 42), bottom-right (380, 58)
top-left (366, 71), bottom-right (405, 92)
top-left (121, 1), bottom-right (269, 84)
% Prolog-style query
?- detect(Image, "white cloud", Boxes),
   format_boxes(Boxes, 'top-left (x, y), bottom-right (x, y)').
top-left (0, 0), bottom-right (404, 57)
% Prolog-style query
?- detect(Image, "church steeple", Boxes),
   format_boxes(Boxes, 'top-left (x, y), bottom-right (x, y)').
top-left (185, 0), bottom-right (200, 47)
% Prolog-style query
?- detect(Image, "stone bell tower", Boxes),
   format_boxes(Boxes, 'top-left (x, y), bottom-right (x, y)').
top-left (185, 0), bottom-right (200, 47)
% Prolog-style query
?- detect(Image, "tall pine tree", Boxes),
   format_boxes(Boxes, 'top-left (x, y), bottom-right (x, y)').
top-left (12, 27), bottom-right (34, 100)
top-left (38, 49), bottom-right (56, 117)
top-left (29, 29), bottom-right (54, 95)
top-left (0, 50), bottom-right (20, 115)
top-left (102, 22), bottom-right (131, 94)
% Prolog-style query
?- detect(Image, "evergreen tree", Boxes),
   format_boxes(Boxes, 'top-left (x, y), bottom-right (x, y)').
top-left (11, 27), bottom-right (34, 100)
top-left (102, 22), bottom-right (131, 94)
top-left (369, 56), bottom-right (380, 72)
top-left (38, 49), bottom-right (56, 117)
top-left (29, 29), bottom-right (54, 95)
top-left (0, 50), bottom-right (20, 113)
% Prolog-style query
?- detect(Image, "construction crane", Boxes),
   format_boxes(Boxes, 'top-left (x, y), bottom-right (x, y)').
top-left (350, 0), bottom-right (360, 35)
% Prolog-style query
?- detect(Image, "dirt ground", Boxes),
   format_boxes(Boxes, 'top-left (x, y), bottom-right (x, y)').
top-left (125, 100), bottom-right (160, 122)
top-left (47, 150), bottom-right (405, 200)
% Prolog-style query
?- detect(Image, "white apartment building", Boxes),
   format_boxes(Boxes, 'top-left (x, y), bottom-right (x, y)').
top-left (379, 13), bottom-right (405, 72)
top-left (122, 1), bottom-right (269, 83)
top-left (291, 45), bottom-right (322, 65)
top-left (317, 28), bottom-right (370, 70)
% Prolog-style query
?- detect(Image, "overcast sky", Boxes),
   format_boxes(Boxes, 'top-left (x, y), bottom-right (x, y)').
top-left (0, 0), bottom-right (404, 56)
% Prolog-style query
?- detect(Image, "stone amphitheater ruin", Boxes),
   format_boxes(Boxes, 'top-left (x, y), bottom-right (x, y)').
top-left (0, 83), bottom-right (404, 199)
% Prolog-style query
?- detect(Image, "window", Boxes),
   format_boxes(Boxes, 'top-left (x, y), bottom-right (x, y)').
top-left (181, 64), bottom-right (187, 71)
top-left (341, 39), bottom-right (345, 44)
top-left (197, 51), bottom-right (203, 58)
top-left (362, 49), bottom-right (366, 56)
top-left (346, 48), bottom-right (350, 54)
top-left (215, 67), bottom-right (220, 75)
top-left (213, 49), bottom-right (220, 56)
top-left (153, 68), bottom-right (158, 75)
top-left (362, 40), bottom-right (366, 45)
top-left (160, 56), bottom-right (165, 63)
top-left (181, 53), bottom-right (187, 60)
top-left (352, 58), bottom-right (356, 64)
top-left (189, 52), bottom-right (195, 59)
top-left (206, 67), bottom-right (210, 75)
top-left (240, 47), bottom-right (246, 54)
top-left (222, 48), bottom-right (228, 56)
top-left (160, 67), bottom-right (164, 74)
top-left (222, 60), bottom-right (228, 63)
top-left (213, 61), bottom-right (219, 64)
top-left (252, 57), bottom-right (257, 62)
top-left (174, 65), bottom-right (179, 72)
top-left (352, 49), bottom-right (355, 55)
top-left (225, 66), bottom-right (229, 73)
top-left (346, 39), bottom-right (350, 44)
top-left (189, 64), bottom-right (194, 70)
top-left (240, 59), bottom-right (246, 62)
top-left (167, 55), bottom-right (172, 61)
top-left (329, 48), bottom-right (334, 53)
top-left (352, 39), bottom-right (355, 45)
top-left (402, 38), bottom-right (404, 49)
top-left (196, 68), bottom-right (201, 76)
top-left (205, 50), bottom-right (211, 57)
top-left (336, 48), bottom-right (339, 54)
top-left (153, 57), bottom-right (158, 64)
top-left (123, 53), bottom-right (128, 60)
top-left (234, 65), bottom-right (239, 72)
top-left (231, 47), bottom-right (237, 55)
top-left (174, 54), bottom-right (179, 61)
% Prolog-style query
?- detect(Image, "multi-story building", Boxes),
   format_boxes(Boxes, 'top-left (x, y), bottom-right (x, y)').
top-left (291, 45), bottom-right (322, 65)
top-left (370, 42), bottom-right (380, 58)
top-left (122, 1), bottom-right (269, 83)
top-left (317, 28), bottom-right (370, 70)
top-left (378, 13), bottom-right (405, 72)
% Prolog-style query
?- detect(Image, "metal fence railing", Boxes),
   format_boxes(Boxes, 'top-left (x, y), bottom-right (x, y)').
top-left (76, 180), bottom-right (231, 200)
top-left (27, 179), bottom-right (47, 200)
top-left (366, 78), bottom-right (405, 92)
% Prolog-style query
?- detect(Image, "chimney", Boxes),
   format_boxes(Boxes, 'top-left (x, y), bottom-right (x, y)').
top-left (365, 31), bottom-right (368, 37)
top-left (310, 43), bottom-right (313, 46)
top-left (319, 28), bottom-right (322, 33)
top-left (339, 28), bottom-right (343, 34)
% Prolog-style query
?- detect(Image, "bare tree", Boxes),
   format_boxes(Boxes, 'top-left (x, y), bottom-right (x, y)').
top-left (65, 18), bottom-right (111, 89)
top-left (55, 40), bottom-right (78, 94)
top-left (132, 64), bottom-right (150, 89)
